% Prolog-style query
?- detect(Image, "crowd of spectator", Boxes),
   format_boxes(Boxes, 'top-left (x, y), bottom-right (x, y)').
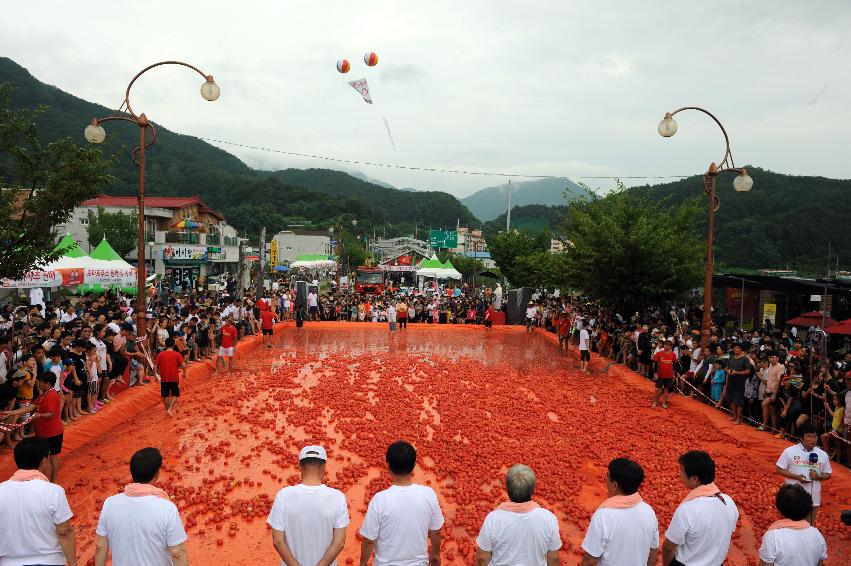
top-left (524, 293), bottom-right (851, 468)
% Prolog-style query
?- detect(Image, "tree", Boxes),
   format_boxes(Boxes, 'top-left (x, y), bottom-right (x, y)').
top-left (0, 84), bottom-right (113, 279)
top-left (487, 230), bottom-right (553, 287)
top-left (562, 180), bottom-right (704, 311)
top-left (86, 206), bottom-right (139, 257)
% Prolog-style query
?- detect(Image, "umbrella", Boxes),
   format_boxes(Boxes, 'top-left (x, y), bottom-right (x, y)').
top-left (785, 312), bottom-right (838, 328)
top-left (173, 219), bottom-right (201, 230)
top-left (273, 265), bottom-right (290, 272)
top-left (826, 322), bottom-right (851, 335)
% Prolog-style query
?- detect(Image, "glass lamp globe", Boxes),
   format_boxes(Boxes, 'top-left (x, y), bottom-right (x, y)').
top-left (200, 79), bottom-right (220, 101)
top-left (733, 171), bottom-right (753, 192)
top-left (658, 114), bottom-right (678, 137)
top-left (351, 219), bottom-right (358, 226)
top-left (329, 227), bottom-right (335, 234)
top-left (84, 123), bottom-right (106, 144)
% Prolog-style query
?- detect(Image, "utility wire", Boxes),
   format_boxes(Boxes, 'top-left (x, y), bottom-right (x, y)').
top-left (199, 136), bottom-right (692, 181)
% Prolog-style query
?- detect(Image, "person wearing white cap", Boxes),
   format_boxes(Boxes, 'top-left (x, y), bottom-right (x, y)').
top-left (360, 440), bottom-right (444, 566)
top-left (267, 445), bottom-right (349, 566)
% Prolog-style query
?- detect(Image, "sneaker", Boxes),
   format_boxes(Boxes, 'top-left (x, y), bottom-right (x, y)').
top-left (757, 426), bottom-right (766, 431)
top-left (88, 408), bottom-right (98, 414)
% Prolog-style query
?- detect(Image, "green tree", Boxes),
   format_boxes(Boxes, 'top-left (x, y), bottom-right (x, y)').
top-left (487, 230), bottom-right (552, 287)
top-left (0, 84), bottom-right (112, 279)
top-left (86, 206), bottom-right (139, 257)
top-left (563, 180), bottom-right (704, 311)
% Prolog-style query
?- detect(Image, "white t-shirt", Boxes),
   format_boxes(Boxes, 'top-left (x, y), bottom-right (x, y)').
top-left (578, 329), bottom-right (590, 351)
top-left (360, 484), bottom-right (444, 566)
top-left (0, 478), bottom-right (73, 566)
top-left (525, 307), bottom-right (537, 319)
top-left (476, 507), bottom-right (561, 566)
top-left (387, 306), bottom-right (397, 323)
top-left (759, 526), bottom-right (827, 566)
top-left (665, 493), bottom-right (738, 566)
top-left (776, 444), bottom-right (832, 506)
top-left (308, 293), bottom-right (318, 307)
top-left (96, 493), bottom-right (187, 566)
top-left (267, 484), bottom-right (350, 566)
top-left (91, 337), bottom-right (108, 372)
top-left (581, 502), bottom-right (658, 566)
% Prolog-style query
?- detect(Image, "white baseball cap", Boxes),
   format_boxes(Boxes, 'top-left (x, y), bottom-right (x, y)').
top-left (298, 445), bottom-right (327, 461)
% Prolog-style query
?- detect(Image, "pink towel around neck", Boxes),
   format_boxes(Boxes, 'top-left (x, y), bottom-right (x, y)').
top-left (598, 492), bottom-right (643, 510)
top-left (10, 469), bottom-right (50, 482)
top-left (124, 483), bottom-right (171, 501)
top-left (497, 501), bottom-right (541, 514)
top-left (681, 482), bottom-right (722, 504)
top-left (767, 519), bottom-right (810, 531)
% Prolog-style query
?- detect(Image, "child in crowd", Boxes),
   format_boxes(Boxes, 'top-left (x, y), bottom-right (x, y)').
top-left (85, 342), bottom-right (103, 414)
top-left (710, 359), bottom-right (727, 403)
top-left (821, 393), bottom-right (845, 460)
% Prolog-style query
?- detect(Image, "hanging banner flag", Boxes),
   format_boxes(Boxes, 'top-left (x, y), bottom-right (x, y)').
top-left (348, 78), bottom-right (373, 104)
top-left (269, 240), bottom-right (279, 267)
top-left (83, 267), bottom-right (137, 286)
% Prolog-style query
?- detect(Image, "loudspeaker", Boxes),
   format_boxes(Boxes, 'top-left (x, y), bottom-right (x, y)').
top-left (506, 287), bottom-right (534, 325)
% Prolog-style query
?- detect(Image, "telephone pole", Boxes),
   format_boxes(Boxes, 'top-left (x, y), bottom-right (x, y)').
top-left (257, 226), bottom-right (266, 298)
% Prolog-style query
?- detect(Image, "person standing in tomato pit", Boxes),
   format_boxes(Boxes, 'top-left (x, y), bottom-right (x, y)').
top-left (652, 340), bottom-right (679, 409)
top-left (260, 306), bottom-right (278, 349)
top-left (1, 372), bottom-right (65, 482)
top-left (155, 338), bottom-right (187, 417)
top-left (557, 311), bottom-right (571, 353)
top-left (217, 315), bottom-right (239, 373)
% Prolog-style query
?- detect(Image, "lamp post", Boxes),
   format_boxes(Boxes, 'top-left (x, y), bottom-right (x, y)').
top-left (84, 61), bottom-right (219, 339)
top-left (330, 214), bottom-right (357, 289)
top-left (658, 107), bottom-right (753, 349)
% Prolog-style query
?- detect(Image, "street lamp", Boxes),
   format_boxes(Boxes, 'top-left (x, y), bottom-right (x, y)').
top-left (85, 61), bottom-right (219, 339)
top-left (658, 107), bottom-right (752, 349)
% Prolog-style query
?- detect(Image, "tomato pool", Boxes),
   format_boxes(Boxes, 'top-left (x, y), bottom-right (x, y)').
top-left (17, 323), bottom-right (851, 565)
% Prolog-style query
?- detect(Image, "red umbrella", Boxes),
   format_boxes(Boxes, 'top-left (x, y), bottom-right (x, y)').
top-left (785, 311), bottom-right (838, 327)
top-left (826, 322), bottom-right (851, 335)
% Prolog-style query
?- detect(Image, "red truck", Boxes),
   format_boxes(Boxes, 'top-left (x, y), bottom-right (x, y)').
top-left (354, 266), bottom-right (386, 294)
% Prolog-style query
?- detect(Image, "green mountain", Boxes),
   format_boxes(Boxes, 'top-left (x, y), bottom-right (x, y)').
top-left (0, 57), bottom-right (477, 237)
top-left (482, 204), bottom-right (567, 239)
top-left (634, 167), bottom-right (850, 273)
top-left (461, 177), bottom-right (590, 222)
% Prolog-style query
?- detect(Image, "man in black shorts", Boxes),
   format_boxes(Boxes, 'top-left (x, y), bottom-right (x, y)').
top-left (717, 342), bottom-right (751, 425)
top-left (154, 339), bottom-right (186, 417)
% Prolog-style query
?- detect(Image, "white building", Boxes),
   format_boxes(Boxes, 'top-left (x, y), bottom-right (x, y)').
top-left (271, 230), bottom-right (332, 264)
top-left (59, 194), bottom-right (244, 290)
top-left (550, 239), bottom-right (566, 253)
top-left (452, 227), bottom-right (487, 255)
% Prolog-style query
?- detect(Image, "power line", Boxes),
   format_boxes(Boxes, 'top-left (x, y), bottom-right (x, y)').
top-left (198, 136), bottom-right (692, 181)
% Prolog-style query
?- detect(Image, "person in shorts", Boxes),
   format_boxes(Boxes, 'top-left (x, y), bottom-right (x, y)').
top-left (155, 338), bottom-right (186, 417)
top-left (217, 316), bottom-right (239, 373)
top-left (651, 340), bottom-right (678, 409)
top-left (525, 302), bottom-right (537, 333)
top-left (260, 306), bottom-right (277, 349)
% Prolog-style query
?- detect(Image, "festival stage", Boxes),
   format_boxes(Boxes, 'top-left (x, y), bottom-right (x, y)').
top-left (2, 322), bottom-right (849, 565)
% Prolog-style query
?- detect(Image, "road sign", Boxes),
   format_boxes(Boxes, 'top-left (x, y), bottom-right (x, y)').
top-left (429, 230), bottom-right (458, 249)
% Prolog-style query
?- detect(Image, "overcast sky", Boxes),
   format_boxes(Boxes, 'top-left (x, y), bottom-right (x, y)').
top-left (2, 1), bottom-right (849, 197)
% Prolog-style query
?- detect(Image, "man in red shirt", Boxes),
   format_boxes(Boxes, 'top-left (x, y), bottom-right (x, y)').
top-left (217, 316), bottom-right (239, 373)
top-left (260, 306), bottom-right (277, 349)
top-left (557, 311), bottom-right (571, 353)
top-left (651, 340), bottom-right (678, 409)
top-left (1, 373), bottom-right (64, 482)
top-left (155, 338), bottom-right (187, 417)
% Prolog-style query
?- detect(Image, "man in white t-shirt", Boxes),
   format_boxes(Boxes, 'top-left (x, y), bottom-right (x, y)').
top-left (308, 291), bottom-right (319, 321)
top-left (578, 325), bottom-right (591, 373)
top-left (525, 302), bottom-right (537, 333)
top-left (759, 484), bottom-right (827, 566)
top-left (775, 423), bottom-right (832, 525)
top-left (0, 438), bottom-right (76, 566)
top-left (267, 445), bottom-right (349, 566)
top-left (581, 458), bottom-right (658, 566)
top-left (360, 441), bottom-right (444, 566)
top-left (477, 464), bottom-right (561, 566)
top-left (663, 451), bottom-right (738, 566)
top-left (95, 447), bottom-right (188, 566)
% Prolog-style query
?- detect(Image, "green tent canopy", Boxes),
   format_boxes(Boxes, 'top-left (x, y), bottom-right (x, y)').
top-left (90, 238), bottom-right (127, 262)
top-left (52, 233), bottom-right (87, 258)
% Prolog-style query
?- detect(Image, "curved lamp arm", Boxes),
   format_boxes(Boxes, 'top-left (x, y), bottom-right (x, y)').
top-left (124, 60), bottom-right (216, 119)
top-left (666, 106), bottom-right (735, 171)
top-left (90, 116), bottom-right (158, 165)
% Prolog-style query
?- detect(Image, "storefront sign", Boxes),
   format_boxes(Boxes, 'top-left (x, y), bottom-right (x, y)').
top-left (207, 246), bottom-right (227, 261)
top-left (269, 240), bottom-right (279, 266)
top-left (763, 303), bottom-right (776, 324)
top-left (163, 245), bottom-right (208, 262)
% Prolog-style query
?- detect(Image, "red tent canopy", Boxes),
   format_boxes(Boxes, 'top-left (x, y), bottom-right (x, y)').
top-left (785, 312), bottom-right (838, 327)
top-left (826, 322), bottom-right (851, 335)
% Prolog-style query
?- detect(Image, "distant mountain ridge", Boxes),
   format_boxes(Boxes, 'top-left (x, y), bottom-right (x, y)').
top-left (461, 177), bottom-right (590, 221)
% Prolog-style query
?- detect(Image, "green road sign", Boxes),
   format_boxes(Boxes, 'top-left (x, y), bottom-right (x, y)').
top-left (429, 230), bottom-right (458, 249)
